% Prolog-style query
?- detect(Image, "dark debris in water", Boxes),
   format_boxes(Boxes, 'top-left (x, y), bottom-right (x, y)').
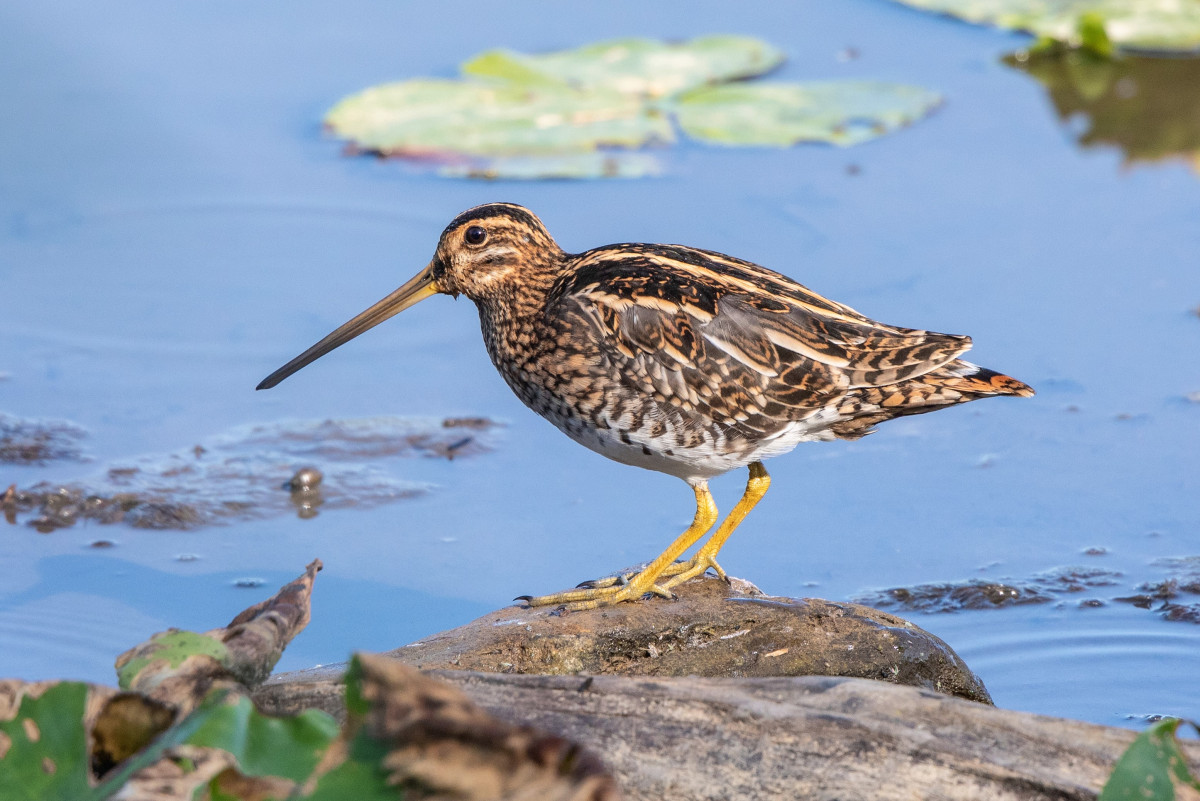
top-left (0, 412), bottom-right (87, 464)
top-left (1111, 556), bottom-right (1200, 623)
top-left (859, 560), bottom-right (1200, 625)
top-left (2, 416), bottom-right (501, 532)
top-left (856, 566), bottom-right (1122, 614)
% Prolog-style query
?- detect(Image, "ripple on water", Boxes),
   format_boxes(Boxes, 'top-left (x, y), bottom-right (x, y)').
top-left (0, 592), bottom-right (163, 683)
top-left (931, 611), bottom-right (1200, 726)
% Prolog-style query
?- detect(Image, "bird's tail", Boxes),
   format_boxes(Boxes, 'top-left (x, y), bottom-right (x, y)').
top-left (827, 359), bottom-right (1033, 439)
top-left (932, 360), bottom-right (1035, 399)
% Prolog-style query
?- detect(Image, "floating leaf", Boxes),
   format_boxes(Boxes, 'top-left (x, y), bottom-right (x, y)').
top-left (1099, 717), bottom-right (1200, 800)
top-left (326, 36), bottom-right (941, 179)
top-left (439, 151), bottom-right (663, 180)
top-left (463, 35), bottom-right (785, 97)
top-left (325, 78), bottom-right (672, 158)
top-left (890, 0), bottom-right (1200, 54)
top-left (674, 82), bottom-right (943, 147)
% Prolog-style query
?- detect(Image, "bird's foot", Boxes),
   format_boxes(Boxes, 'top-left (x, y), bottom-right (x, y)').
top-left (659, 553), bottom-right (728, 591)
top-left (518, 572), bottom-right (674, 612)
top-left (576, 556), bottom-right (707, 591)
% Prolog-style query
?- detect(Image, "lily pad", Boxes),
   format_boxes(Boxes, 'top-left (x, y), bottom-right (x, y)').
top-left (890, 0), bottom-right (1200, 54)
top-left (325, 78), bottom-right (672, 158)
top-left (674, 82), bottom-right (943, 147)
top-left (325, 36), bottom-right (942, 179)
top-left (463, 35), bottom-right (785, 97)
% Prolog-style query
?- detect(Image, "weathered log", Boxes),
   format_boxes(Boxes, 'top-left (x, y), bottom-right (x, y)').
top-left (256, 670), bottom-right (1198, 801)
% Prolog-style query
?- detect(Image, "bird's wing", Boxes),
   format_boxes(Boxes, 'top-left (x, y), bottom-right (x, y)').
top-left (551, 244), bottom-right (971, 428)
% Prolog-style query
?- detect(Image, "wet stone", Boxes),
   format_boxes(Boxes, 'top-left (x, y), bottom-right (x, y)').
top-left (366, 575), bottom-right (992, 704)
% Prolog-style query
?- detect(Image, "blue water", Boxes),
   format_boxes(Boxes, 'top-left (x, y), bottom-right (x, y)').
top-left (1, 0), bottom-right (1198, 727)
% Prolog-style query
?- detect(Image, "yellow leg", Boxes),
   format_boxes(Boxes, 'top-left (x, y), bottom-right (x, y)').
top-left (520, 481), bottom-right (719, 611)
top-left (660, 462), bottom-right (770, 591)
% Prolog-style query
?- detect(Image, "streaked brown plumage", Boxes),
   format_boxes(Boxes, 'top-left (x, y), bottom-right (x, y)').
top-left (259, 202), bottom-right (1033, 610)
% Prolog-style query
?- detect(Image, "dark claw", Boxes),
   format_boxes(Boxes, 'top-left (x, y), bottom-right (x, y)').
top-left (576, 580), bottom-right (596, 589)
top-left (514, 595), bottom-right (532, 602)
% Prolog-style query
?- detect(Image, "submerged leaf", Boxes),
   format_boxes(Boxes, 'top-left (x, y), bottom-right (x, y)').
top-left (674, 81), bottom-right (943, 147)
top-left (890, 0), bottom-right (1200, 54)
top-left (463, 35), bottom-right (785, 97)
top-left (325, 78), bottom-right (672, 158)
top-left (439, 151), bottom-right (663, 180)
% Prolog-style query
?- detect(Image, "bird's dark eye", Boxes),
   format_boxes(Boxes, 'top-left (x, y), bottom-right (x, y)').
top-left (464, 225), bottom-right (487, 246)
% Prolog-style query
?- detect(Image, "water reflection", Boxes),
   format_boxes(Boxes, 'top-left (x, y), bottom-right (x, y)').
top-left (1006, 50), bottom-right (1200, 170)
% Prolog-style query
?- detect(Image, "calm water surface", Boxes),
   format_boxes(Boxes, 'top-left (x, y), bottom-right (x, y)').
top-left (2, 0), bottom-right (1198, 728)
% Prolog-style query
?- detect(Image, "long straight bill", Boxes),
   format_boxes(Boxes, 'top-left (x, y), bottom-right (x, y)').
top-left (256, 264), bottom-right (439, 390)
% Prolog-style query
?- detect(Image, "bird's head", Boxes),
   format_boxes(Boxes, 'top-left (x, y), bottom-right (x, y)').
top-left (256, 202), bottom-right (561, 390)
top-left (429, 202), bottom-right (562, 302)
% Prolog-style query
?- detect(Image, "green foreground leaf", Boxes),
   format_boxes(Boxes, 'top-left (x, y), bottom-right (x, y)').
top-left (889, 0), bottom-right (1200, 54)
top-left (674, 81), bottom-right (943, 147)
top-left (0, 683), bottom-right (91, 801)
top-left (1100, 718), bottom-right (1200, 800)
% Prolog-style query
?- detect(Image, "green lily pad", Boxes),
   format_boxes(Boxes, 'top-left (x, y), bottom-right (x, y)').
top-left (438, 151), bottom-right (663, 180)
top-left (325, 78), bottom-right (672, 158)
top-left (463, 35), bottom-right (785, 97)
top-left (674, 81), bottom-right (943, 147)
top-left (890, 0), bottom-right (1200, 54)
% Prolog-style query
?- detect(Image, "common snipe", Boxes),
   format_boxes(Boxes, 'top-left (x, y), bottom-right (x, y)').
top-left (259, 203), bottom-right (1033, 610)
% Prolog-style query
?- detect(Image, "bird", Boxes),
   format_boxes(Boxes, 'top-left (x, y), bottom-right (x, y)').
top-left (258, 202), bottom-right (1033, 611)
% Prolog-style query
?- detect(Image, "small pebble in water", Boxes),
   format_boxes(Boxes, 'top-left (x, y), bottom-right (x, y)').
top-left (286, 466), bottom-right (323, 491)
top-left (1082, 546), bottom-right (1108, 556)
top-left (88, 539), bottom-right (116, 548)
top-left (835, 46), bottom-right (859, 62)
top-left (176, 553), bottom-right (200, 562)
top-left (233, 577), bottom-right (265, 588)
top-left (1078, 599), bottom-right (1104, 608)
